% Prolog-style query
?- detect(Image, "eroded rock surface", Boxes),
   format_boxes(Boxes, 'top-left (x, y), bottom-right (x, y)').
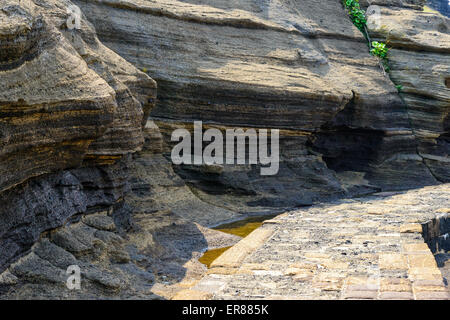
top-left (0, 208), bottom-right (240, 299)
top-left (126, 121), bottom-right (240, 226)
top-left (0, 0), bottom-right (156, 273)
top-left (365, 0), bottom-right (450, 182)
top-left (0, 119), bottom-right (241, 299)
top-left (76, 0), bottom-right (442, 212)
top-left (0, 0), bottom-right (449, 300)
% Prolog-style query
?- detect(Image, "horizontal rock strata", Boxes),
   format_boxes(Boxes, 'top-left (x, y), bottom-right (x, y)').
top-left (0, 160), bottom-right (129, 274)
top-left (365, 1), bottom-right (450, 182)
top-left (0, 0), bottom-right (448, 300)
top-left (76, 0), bottom-right (441, 211)
top-left (0, 0), bottom-right (155, 273)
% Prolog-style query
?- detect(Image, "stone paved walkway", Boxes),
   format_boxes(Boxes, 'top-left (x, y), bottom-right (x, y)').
top-left (174, 185), bottom-right (450, 300)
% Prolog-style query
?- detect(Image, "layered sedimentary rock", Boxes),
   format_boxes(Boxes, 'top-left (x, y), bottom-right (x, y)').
top-left (0, 0), bottom-right (448, 300)
top-left (0, 0), bottom-right (156, 273)
top-left (0, 124), bottom-right (241, 299)
top-left (75, 0), bottom-right (442, 213)
top-left (126, 121), bottom-right (240, 226)
top-left (364, 0), bottom-right (450, 182)
top-left (0, 0), bottom-right (156, 189)
top-left (0, 160), bottom-right (128, 280)
top-left (0, 0), bottom-right (240, 299)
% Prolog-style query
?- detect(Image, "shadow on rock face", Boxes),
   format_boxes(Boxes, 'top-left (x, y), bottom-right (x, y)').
top-left (74, 0), bottom-right (446, 209)
top-left (0, 141), bottom-right (241, 299)
top-left (0, 197), bottom-right (239, 299)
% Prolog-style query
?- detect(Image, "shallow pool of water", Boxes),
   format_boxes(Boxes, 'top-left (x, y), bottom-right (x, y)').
top-left (198, 246), bottom-right (233, 268)
top-left (199, 214), bottom-right (278, 268)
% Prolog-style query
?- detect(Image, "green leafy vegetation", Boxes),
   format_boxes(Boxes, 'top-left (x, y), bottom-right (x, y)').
top-left (342, 0), bottom-right (390, 72)
top-left (343, 0), bottom-right (367, 32)
top-left (370, 41), bottom-right (388, 59)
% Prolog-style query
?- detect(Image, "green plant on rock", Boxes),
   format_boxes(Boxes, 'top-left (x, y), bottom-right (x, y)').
top-left (343, 0), bottom-right (367, 32)
top-left (342, 0), bottom-right (391, 73)
top-left (370, 41), bottom-right (388, 59)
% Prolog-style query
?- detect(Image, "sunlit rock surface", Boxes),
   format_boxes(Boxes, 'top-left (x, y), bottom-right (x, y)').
top-left (72, 0), bottom-right (444, 212)
top-left (365, 0), bottom-right (450, 181)
top-left (0, 0), bottom-right (155, 273)
top-left (0, 0), bottom-right (448, 299)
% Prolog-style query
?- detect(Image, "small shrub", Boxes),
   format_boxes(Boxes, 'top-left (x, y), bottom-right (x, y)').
top-left (349, 7), bottom-right (367, 31)
top-left (342, 0), bottom-right (395, 77)
top-left (370, 41), bottom-right (388, 59)
top-left (343, 0), bottom-right (366, 31)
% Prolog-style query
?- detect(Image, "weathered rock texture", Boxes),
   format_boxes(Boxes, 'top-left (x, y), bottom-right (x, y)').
top-left (0, 0), bottom-right (156, 273)
top-left (0, 0), bottom-right (241, 299)
top-left (126, 121), bottom-right (240, 226)
top-left (75, 0), bottom-right (446, 213)
top-left (0, 160), bottom-right (128, 277)
top-left (364, 0), bottom-right (450, 182)
top-left (0, 0), bottom-right (449, 300)
top-left (0, 126), bottom-right (241, 299)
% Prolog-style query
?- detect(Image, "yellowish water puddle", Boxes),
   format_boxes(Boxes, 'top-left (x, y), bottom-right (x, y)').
top-left (199, 215), bottom-right (277, 268)
top-left (198, 246), bottom-right (233, 268)
top-left (423, 5), bottom-right (439, 14)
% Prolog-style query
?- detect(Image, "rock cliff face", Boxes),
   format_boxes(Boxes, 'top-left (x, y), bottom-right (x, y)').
top-left (0, 123), bottom-right (241, 299)
top-left (364, 0), bottom-right (450, 182)
top-left (0, 0), bottom-right (448, 299)
top-left (74, 0), bottom-right (446, 214)
top-left (0, 0), bottom-right (156, 273)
